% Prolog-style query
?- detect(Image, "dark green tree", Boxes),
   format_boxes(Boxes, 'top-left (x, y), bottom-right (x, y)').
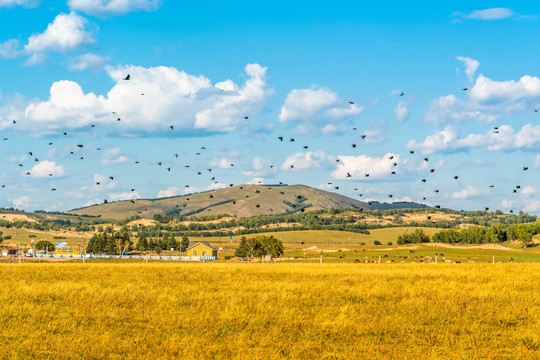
top-left (136, 234), bottom-right (148, 251)
top-left (35, 240), bottom-right (55, 252)
top-left (180, 234), bottom-right (190, 252)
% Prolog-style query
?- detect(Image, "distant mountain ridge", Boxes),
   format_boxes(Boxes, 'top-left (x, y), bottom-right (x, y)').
top-left (68, 184), bottom-right (427, 220)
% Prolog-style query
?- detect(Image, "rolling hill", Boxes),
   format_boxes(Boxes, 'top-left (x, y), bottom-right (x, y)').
top-left (68, 184), bottom-right (426, 220)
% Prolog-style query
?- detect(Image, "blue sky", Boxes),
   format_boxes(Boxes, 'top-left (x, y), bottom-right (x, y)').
top-left (1, 0), bottom-right (540, 214)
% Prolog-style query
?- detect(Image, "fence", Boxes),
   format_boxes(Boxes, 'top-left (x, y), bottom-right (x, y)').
top-left (32, 253), bottom-right (217, 261)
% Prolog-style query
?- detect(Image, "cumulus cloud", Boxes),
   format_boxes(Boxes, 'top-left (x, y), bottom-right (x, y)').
top-left (425, 73), bottom-right (540, 124)
top-left (246, 177), bottom-right (264, 185)
top-left (521, 186), bottom-right (537, 197)
top-left (363, 129), bottom-right (385, 144)
top-left (453, 8), bottom-right (514, 21)
top-left (101, 147), bottom-right (130, 166)
top-left (68, 0), bottom-right (160, 16)
top-left (242, 157), bottom-right (275, 177)
top-left (450, 185), bottom-right (489, 200)
top-left (26, 160), bottom-right (65, 178)
top-left (394, 100), bottom-right (409, 122)
top-left (534, 154), bottom-right (540, 168)
top-left (281, 151), bottom-right (335, 171)
top-left (157, 187), bottom-right (179, 198)
top-left (0, 63), bottom-right (271, 135)
top-left (183, 182), bottom-right (226, 194)
top-left (0, 12), bottom-right (95, 64)
top-left (11, 195), bottom-right (30, 209)
top-left (279, 87), bottom-right (364, 133)
top-left (456, 56), bottom-right (480, 83)
top-left (0, 0), bottom-right (40, 7)
top-left (109, 191), bottom-right (139, 201)
top-left (409, 124), bottom-right (540, 154)
top-left (68, 53), bottom-right (109, 72)
top-left (331, 153), bottom-right (400, 180)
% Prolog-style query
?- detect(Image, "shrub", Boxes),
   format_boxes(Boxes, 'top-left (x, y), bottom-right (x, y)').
top-left (374, 240), bottom-right (381, 245)
top-left (387, 242), bottom-right (393, 246)
top-left (35, 240), bottom-right (55, 252)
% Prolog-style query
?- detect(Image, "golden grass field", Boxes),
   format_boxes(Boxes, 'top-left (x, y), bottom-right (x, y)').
top-left (0, 263), bottom-right (539, 359)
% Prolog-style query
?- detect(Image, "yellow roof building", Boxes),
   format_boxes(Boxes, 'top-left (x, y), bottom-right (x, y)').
top-left (186, 242), bottom-right (218, 259)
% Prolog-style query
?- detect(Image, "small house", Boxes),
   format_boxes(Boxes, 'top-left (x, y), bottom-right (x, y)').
top-left (186, 242), bottom-right (217, 259)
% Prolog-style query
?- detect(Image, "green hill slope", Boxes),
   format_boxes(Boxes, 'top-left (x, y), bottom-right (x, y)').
top-left (68, 184), bottom-right (425, 220)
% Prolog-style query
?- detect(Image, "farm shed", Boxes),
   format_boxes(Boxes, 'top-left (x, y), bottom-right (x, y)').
top-left (186, 242), bottom-right (218, 259)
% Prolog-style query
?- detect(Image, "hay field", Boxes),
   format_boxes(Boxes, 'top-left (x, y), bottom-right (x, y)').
top-left (0, 263), bottom-right (539, 359)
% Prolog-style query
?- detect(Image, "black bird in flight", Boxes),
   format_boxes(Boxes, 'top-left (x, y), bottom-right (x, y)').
top-left (278, 136), bottom-right (283, 141)
top-left (123, 74), bottom-right (130, 80)
top-left (400, 92), bottom-right (404, 96)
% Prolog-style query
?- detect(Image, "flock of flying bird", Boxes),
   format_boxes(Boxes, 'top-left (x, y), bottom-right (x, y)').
top-left (0, 75), bottom-right (536, 214)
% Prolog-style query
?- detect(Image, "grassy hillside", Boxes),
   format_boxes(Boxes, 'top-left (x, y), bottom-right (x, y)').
top-left (68, 184), bottom-right (425, 220)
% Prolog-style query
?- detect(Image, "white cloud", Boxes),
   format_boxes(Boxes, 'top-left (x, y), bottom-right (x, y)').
top-left (331, 153), bottom-right (399, 180)
top-left (501, 199), bottom-right (517, 209)
top-left (0, 13), bottom-right (96, 64)
top-left (281, 151), bottom-right (334, 171)
top-left (363, 129), bottom-right (385, 144)
top-left (68, 0), bottom-right (160, 16)
top-left (450, 185), bottom-right (489, 200)
top-left (247, 177), bottom-right (264, 185)
top-left (521, 186), bottom-right (537, 197)
top-left (183, 182), bottom-right (226, 194)
top-left (470, 74), bottom-right (540, 103)
top-left (456, 56), bottom-right (480, 83)
top-left (321, 124), bottom-right (345, 135)
top-left (409, 124), bottom-right (540, 154)
top-left (279, 87), bottom-right (364, 133)
top-left (11, 195), bottom-right (30, 209)
top-left (454, 8), bottom-right (514, 20)
top-left (394, 100), bottom-right (409, 122)
top-left (318, 183), bottom-right (333, 190)
top-left (522, 200), bottom-right (540, 213)
top-left (1, 63), bottom-right (270, 135)
top-left (425, 73), bottom-right (540, 125)
top-left (210, 153), bottom-right (240, 169)
top-left (101, 147), bottom-right (130, 166)
top-left (68, 53), bottom-right (109, 72)
top-left (534, 154), bottom-right (540, 168)
top-left (0, 0), bottom-right (40, 7)
top-left (157, 187), bottom-right (179, 198)
top-left (26, 160), bottom-right (65, 178)
top-left (242, 157), bottom-right (275, 177)
top-left (91, 173), bottom-right (116, 190)
top-left (109, 191), bottom-right (139, 201)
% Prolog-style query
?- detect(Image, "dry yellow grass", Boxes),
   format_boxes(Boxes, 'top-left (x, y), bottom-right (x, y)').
top-left (0, 263), bottom-right (539, 359)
